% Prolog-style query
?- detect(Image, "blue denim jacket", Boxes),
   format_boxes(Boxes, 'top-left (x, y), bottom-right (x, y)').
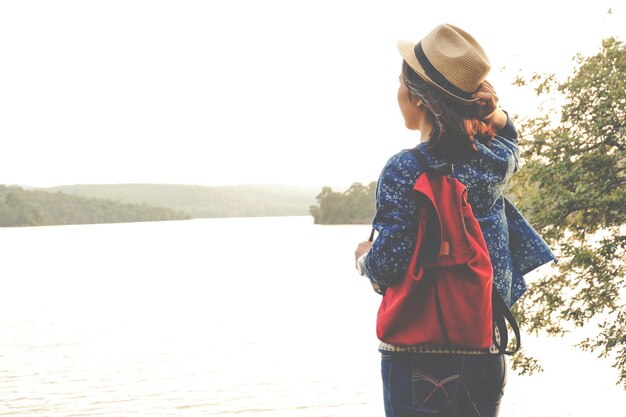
top-left (363, 115), bottom-right (556, 306)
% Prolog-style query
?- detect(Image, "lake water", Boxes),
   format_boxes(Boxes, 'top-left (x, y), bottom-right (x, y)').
top-left (0, 217), bottom-right (624, 416)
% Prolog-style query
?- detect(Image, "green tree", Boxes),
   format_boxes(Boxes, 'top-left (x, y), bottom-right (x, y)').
top-left (310, 186), bottom-right (345, 224)
top-left (310, 182), bottom-right (376, 224)
top-left (344, 182), bottom-right (376, 224)
top-left (509, 38), bottom-right (626, 387)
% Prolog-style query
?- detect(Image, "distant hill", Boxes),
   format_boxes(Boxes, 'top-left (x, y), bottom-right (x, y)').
top-left (47, 184), bottom-right (320, 218)
top-left (0, 185), bottom-right (188, 227)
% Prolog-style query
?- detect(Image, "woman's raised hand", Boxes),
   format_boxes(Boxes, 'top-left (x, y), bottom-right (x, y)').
top-left (473, 80), bottom-right (507, 130)
top-left (473, 80), bottom-right (499, 119)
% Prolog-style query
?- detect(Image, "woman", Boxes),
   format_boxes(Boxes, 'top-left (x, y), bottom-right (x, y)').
top-left (354, 24), bottom-right (555, 417)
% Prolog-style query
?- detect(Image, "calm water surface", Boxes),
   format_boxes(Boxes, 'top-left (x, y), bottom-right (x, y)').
top-left (0, 217), bottom-right (623, 416)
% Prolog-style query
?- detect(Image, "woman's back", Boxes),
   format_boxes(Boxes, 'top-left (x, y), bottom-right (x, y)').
top-left (368, 115), bottom-right (553, 306)
top-left (354, 23), bottom-right (556, 417)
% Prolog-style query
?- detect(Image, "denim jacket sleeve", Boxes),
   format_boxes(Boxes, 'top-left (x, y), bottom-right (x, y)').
top-left (492, 111), bottom-right (520, 172)
top-left (363, 151), bottom-right (421, 286)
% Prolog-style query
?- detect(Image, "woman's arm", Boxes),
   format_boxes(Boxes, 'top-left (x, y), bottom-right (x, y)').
top-left (486, 108), bottom-right (508, 132)
top-left (474, 81), bottom-right (519, 170)
top-left (356, 151), bottom-right (421, 286)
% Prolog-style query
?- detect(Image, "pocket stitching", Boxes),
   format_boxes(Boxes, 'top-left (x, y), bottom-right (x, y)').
top-left (411, 356), bottom-right (465, 411)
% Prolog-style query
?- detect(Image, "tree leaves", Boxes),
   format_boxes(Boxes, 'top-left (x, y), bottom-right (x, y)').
top-left (510, 38), bottom-right (626, 387)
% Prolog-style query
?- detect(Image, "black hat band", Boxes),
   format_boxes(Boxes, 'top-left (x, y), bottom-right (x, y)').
top-left (414, 42), bottom-right (474, 100)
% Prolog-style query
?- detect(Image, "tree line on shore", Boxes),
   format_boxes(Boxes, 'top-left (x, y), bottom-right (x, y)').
top-left (0, 183), bottom-right (321, 227)
top-left (0, 185), bottom-right (189, 227)
top-left (309, 182), bottom-right (376, 225)
top-left (49, 183), bottom-right (318, 218)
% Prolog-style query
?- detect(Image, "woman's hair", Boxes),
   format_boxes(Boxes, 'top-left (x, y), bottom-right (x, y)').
top-left (401, 60), bottom-right (495, 161)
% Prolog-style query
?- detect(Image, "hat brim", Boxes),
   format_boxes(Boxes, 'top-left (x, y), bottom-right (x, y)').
top-left (397, 40), bottom-right (479, 106)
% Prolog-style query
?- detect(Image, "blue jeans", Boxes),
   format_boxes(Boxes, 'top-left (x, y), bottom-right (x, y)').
top-left (380, 351), bottom-right (506, 417)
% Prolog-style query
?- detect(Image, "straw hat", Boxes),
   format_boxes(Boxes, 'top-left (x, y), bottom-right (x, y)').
top-left (397, 24), bottom-right (490, 105)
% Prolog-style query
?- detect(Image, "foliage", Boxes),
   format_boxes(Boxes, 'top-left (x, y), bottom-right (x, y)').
top-left (0, 185), bottom-right (189, 227)
top-left (509, 38), bottom-right (626, 387)
top-left (310, 182), bottom-right (376, 224)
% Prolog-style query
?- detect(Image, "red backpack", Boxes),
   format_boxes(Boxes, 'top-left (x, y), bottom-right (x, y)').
top-left (375, 148), bottom-right (520, 354)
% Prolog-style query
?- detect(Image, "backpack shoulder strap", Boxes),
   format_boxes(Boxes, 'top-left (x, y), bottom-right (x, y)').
top-left (492, 290), bottom-right (521, 355)
top-left (407, 147), bottom-right (454, 176)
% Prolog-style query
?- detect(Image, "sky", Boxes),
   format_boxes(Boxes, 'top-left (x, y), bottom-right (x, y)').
top-left (0, 0), bottom-right (624, 189)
